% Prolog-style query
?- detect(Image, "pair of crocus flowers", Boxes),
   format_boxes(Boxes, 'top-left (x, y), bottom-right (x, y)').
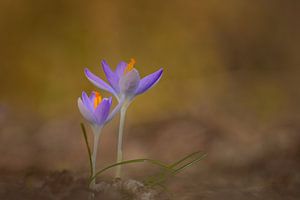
top-left (78, 58), bottom-right (163, 138)
top-left (78, 59), bottom-right (163, 183)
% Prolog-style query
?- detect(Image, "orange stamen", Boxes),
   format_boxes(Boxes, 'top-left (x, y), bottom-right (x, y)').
top-left (93, 92), bottom-right (102, 109)
top-left (124, 58), bottom-right (136, 74)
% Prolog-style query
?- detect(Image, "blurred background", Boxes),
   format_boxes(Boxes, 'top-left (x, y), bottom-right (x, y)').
top-left (0, 0), bottom-right (300, 198)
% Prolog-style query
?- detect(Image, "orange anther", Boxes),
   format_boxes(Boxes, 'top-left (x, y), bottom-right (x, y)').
top-left (124, 58), bottom-right (136, 74)
top-left (93, 92), bottom-right (102, 109)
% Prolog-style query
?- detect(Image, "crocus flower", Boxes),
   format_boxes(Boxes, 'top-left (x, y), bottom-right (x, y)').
top-left (84, 58), bottom-right (163, 105)
top-left (78, 91), bottom-right (116, 187)
top-left (78, 91), bottom-right (112, 132)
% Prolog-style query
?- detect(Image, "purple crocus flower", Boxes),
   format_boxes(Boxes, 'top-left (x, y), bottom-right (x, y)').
top-left (84, 58), bottom-right (163, 103)
top-left (78, 91), bottom-right (116, 187)
top-left (78, 91), bottom-right (112, 131)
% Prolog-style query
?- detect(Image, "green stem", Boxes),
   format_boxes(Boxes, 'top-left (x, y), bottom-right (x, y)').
top-left (90, 128), bottom-right (102, 187)
top-left (80, 123), bottom-right (93, 179)
top-left (115, 106), bottom-right (127, 178)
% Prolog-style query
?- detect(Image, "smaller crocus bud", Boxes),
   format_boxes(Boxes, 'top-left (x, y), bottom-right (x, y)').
top-left (78, 91), bottom-right (112, 131)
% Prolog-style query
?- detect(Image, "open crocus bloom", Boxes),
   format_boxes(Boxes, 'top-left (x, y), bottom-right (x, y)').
top-left (78, 91), bottom-right (112, 131)
top-left (84, 59), bottom-right (163, 103)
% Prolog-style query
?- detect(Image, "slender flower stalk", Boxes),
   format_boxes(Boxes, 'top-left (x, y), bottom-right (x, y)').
top-left (115, 104), bottom-right (129, 178)
top-left (85, 58), bottom-right (163, 178)
top-left (91, 127), bottom-right (101, 186)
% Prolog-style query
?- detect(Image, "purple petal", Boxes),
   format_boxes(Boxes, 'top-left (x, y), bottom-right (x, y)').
top-left (105, 99), bottom-right (123, 124)
top-left (94, 98), bottom-right (112, 125)
top-left (135, 68), bottom-right (163, 95)
top-left (119, 69), bottom-right (140, 96)
top-left (101, 60), bottom-right (120, 93)
top-left (108, 96), bottom-right (113, 105)
top-left (78, 98), bottom-right (96, 124)
top-left (89, 92), bottom-right (96, 102)
top-left (115, 61), bottom-right (127, 78)
top-left (82, 91), bottom-right (93, 112)
top-left (84, 68), bottom-right (117, 96)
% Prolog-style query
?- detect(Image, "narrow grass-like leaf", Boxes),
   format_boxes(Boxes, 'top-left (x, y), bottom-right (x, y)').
top-left (80, 123), bottom-right (93, 179)
top-left (144, 151), bottom-right (204, 186)
top-left (89, 158), bottom-right (173, 184)
top-left (147, 153), bottom-right (207, 187)
top-left (146, 159), bottom-right (172, 171)
top-left (150, 153), bottom-right (207, 186)
top-left (172, 153), bottom-right (207, 175)
top-left (169, 151), bottom-right (203, 168)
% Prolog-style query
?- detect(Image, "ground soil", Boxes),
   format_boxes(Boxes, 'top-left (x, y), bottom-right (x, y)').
top-left (0, 170), bottom-right (171, 200)
top-left (0, 167), bottom-right (300, 200)
top-left (1, 113), bottom-right (300, 199)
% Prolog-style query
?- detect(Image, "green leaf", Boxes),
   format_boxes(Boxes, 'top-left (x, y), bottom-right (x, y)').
top-left (147, 152), bottom-right (207, 187)
top-left (144, 151), bottom-right (203, 186)
top-left (169, 151), bottom-right (204, 168)
top-left (89, 158), bottom-right (173, 185)
top-left (80, 123), bottom-right (93, 179)
top-left (172, 153), bottom-right (207, 175)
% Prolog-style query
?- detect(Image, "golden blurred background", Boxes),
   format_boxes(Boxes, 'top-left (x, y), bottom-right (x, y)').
top-left (0, 0), bottom-right (300, 197)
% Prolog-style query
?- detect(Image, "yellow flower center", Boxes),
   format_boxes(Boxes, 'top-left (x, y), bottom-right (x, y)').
top-left (93, 92), bottom-right (102, 109)
top-left (124, 58), bottom-right (136, 74)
